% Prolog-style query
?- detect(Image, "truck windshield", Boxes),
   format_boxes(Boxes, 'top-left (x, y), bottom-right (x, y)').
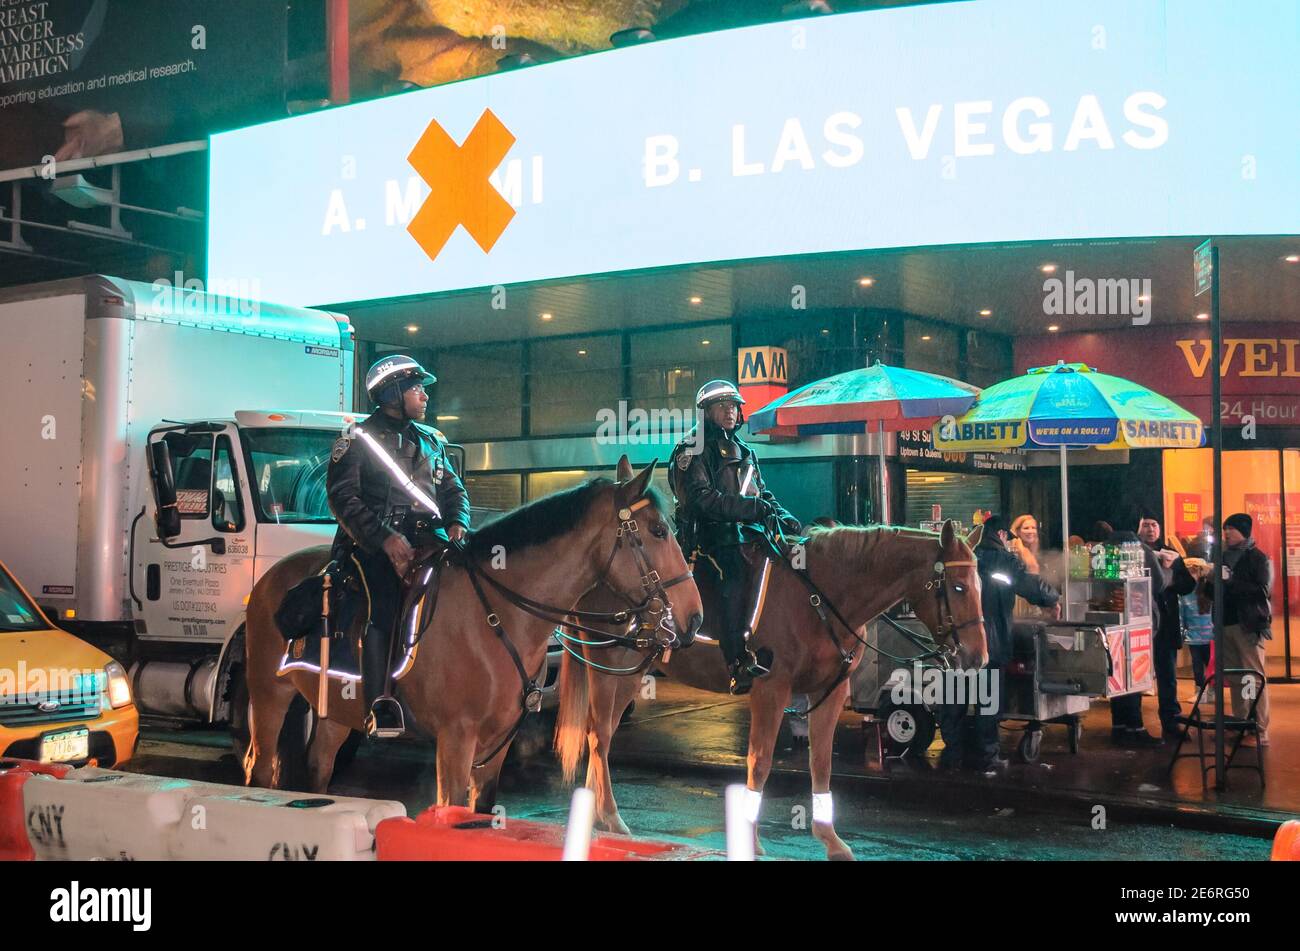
top-left (240, 428), bottom-right (338, 524)
top-left (0, 567), bottom-right (47, 632)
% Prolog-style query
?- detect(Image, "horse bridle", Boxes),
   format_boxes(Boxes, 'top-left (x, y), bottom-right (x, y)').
top-left (592, 497), bottom-right (695, 646)
top-left (461, 491), bottom-right (693, 766)
top-left (923, 558), bottom-right (982, 662)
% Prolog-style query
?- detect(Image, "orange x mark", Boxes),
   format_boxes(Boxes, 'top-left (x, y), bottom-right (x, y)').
top-left (407, 108), bottom-right (516, 261)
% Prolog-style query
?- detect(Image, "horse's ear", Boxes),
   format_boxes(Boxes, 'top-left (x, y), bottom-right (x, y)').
top-left (616, 454), bottom-right (633, 482)
top-left (966, 523), bottom-right (984, 549)
top-left (619, 460), bottom-right (656, 503)
top-left (940, 518), bottom-right (957, 550)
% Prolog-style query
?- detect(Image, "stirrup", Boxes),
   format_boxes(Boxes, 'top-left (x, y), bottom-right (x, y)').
top-left (365, 697), bottom-right (405, 739)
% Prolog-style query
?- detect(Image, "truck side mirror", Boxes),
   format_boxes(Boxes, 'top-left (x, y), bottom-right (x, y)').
top-left (149, 441), bottom-right (182, 539)
top-left (447, 443), bottom-right (466, 478)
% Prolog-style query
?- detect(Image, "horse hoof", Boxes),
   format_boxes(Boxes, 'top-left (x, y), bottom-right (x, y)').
top-left (599, 816), bottom-right (632, 836)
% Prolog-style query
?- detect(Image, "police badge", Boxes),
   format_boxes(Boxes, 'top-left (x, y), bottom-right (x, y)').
top-left (331, 437), bottom-right (351, 462)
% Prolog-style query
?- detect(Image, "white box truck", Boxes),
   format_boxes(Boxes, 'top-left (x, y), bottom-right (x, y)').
top-left (0, 275), bottom-right (360, 726)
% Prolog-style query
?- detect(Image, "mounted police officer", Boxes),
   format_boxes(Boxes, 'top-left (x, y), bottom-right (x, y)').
top-left (669, 380), bottom-right (801, 694)
top-left (327, 355), bottom-right (470, 738)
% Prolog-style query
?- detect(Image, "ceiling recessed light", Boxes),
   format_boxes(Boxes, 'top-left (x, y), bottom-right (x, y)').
top-left (921, 335), bottom-right (931, 341)
top-left (1040, 263), bottom-right (1058, 274)
top-left (435, 415), bottom-right (459, 421)
top-left (979, 309), bottom-right (992, 317)
top-left (406, 324), bottom-right (419, 333)
top-left (701, 339), bottom-right (711, 346)
top-left (820, 328), bottom-right (829, 335)
top-left (577, 349), bottom-right (587, 356)
top-left (689, 296), bottom-right (702, 304)
top-left (1286, 255), bottom-right (1300, 263)
top-left (540, 312), bottom-right (553, 320)
top-left (1047, 324), bottom-right (1060, 332)
top-left (858, 277), bottom-right (875, 287)
top-left (1195, 312), bottom-right (1209, 320)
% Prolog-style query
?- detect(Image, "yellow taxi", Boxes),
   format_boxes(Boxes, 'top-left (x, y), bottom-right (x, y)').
top-left (0, 560), bottom-right (138, 767)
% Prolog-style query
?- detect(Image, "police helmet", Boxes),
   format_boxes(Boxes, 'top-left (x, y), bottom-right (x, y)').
top-left (695, 380), bottom-right (745, 409)
top-left (365, 355), bottom-right (436, 407)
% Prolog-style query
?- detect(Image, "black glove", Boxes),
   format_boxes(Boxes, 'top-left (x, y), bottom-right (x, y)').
top-left (780, 515), bottom-right (802, 535)
top-left (752, 498), bottom-right (778, 523)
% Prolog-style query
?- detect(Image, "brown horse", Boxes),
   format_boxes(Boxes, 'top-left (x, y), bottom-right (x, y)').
top-left (242, 459), bottom-right (703, 808)
top-left (554, 520), bottom-right (987, 860)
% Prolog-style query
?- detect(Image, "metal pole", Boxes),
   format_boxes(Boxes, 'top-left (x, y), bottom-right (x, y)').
top-left (1279, 451), bottom-right (1292, 682)
top-left (878, 419), bottom-right (890, 525)
top-left (327, 0), bottom-right (351, 105)
top-left (1210, 244), bottom-right (1225, 789)
top-left (1060, 445), bottom-right (1070, 616)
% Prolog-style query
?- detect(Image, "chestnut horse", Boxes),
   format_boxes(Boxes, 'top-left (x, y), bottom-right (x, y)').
top-left (554, 520), bottom-right (987, 860)
top-left (243, 459), bottom-right (703, 808)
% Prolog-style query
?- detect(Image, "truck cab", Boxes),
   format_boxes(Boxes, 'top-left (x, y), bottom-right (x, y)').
top-left (129, 411), bottom-right (475, 726)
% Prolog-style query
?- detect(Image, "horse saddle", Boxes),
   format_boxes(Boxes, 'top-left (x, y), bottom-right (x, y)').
top-left (273, 561), bottom-right (364, 642)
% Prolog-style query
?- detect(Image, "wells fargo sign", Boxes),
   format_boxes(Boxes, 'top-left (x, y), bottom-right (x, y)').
top-left (1016, 325), bottom-right (1300, 426)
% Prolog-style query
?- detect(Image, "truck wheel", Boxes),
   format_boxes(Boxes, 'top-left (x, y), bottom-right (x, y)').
top-left (229, 668), bottom-right (251, 769)
top-left (878, 699), bottom-right (935, 756)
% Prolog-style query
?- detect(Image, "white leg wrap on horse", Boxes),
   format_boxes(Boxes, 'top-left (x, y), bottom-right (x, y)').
top-left (743, 788), bottom-right (763, 824)
top-left (812, 792), bottom-right (833, 824)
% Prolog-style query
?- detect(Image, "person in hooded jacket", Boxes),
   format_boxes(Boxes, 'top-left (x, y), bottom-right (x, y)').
top-left (939, 514), bottom-right (1059, 774)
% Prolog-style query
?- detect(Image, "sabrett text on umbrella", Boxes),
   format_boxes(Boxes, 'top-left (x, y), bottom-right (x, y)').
top-left (1123, 419), bottom-right (1201, 441)
top-left (952, 421), bottom-right (1022, 442)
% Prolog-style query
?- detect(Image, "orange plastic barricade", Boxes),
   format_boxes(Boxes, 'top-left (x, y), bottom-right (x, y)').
top-left (377, 805), bottom-right (718, 861)
top-left (1272, 820), bottom-right (1300, 861)
top-left (0, 758), bottom-right (73, 861)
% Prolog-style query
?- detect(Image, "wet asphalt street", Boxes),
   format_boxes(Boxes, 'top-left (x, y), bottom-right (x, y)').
top-left (125, 721), bottom-right (1270, 861)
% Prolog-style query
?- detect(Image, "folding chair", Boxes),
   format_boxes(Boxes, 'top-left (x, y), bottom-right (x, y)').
top-left (1165, 641), bottom-right (1266, 787)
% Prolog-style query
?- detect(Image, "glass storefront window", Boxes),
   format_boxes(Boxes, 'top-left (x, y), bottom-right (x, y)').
top-left (463, 473), bottom-right (522, 518)
top-left (966, 331), bottom-right (1012, 387)
top-left (529, 335), bottom-right (622, 436)
top-left (904, 318), bottom-right (958, 378)
top-left (431, 343), bottom-right (523, 441)
top-left (630, 325), bottom-right (732, 419)
top-left (527, 468), bottom-right (613, 500)
top-left (1163, 448), bottom-right (1296, 674)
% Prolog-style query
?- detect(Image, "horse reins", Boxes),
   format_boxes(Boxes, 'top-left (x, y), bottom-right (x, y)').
top-left (784, 548), bottom-right (980, 715)
top-left (460, 494), bottom-right (693, 767)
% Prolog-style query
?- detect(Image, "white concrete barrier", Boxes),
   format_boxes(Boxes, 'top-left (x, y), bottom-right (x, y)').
top-left (21, 767), bottom-right (405, 861)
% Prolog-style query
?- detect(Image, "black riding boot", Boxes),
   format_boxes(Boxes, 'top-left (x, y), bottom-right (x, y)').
top-left (363, 622), bottom-right (404, 738)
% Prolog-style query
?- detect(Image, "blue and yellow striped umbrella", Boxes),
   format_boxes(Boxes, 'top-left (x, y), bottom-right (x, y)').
top-left (933, 362), bottom-right (1204, 451)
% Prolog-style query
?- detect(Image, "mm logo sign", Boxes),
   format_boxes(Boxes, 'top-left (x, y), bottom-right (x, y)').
top-left (408, 109), bottom-right (517, 262)
top-left (738, 347), bottom-right (788, 385)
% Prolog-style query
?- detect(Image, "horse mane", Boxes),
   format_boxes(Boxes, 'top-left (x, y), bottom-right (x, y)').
top-left (803, 524), bottom-right (943, 567)
top-left (466, 478), bottom-right (672, 556)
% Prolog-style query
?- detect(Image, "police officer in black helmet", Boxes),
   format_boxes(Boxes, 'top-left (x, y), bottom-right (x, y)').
top-left (669, 380), bottom-right (801, 694)
top-left (327, 355), bottom-right (470, 737)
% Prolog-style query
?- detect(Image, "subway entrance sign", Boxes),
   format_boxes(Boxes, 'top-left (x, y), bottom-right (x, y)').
top-left (738, 346), bottom-right (788, 415)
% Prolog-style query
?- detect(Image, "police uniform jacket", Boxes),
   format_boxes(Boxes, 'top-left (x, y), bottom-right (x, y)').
top-left (669, 421), bottom-right (798, 550)
top-left (327, 411), bottom-right (470, 556)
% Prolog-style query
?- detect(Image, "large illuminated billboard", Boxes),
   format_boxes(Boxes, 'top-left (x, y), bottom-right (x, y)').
top-left (208, 0), bottom-right (1300, 308)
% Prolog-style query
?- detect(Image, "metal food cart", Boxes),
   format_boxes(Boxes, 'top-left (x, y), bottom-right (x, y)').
top-left (1000, 566), bottom-right (1153, 761)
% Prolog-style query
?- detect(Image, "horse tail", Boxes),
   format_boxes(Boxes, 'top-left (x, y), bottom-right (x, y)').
top-left (553, 635), bottom-right (589, 785)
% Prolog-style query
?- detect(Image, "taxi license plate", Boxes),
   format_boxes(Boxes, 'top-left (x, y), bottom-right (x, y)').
top-left (39, 728), bottom-right (89, 763)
